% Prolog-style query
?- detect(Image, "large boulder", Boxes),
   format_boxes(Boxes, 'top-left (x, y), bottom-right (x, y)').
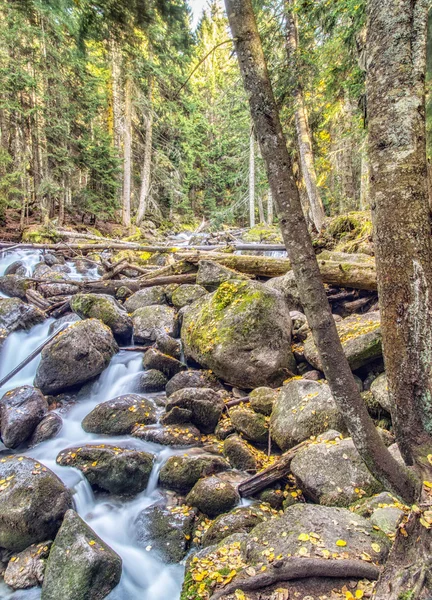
top-left (124, 286), bottom-right (167, 312)
top-left (159, 453), bottom-right (230, 493)
top-left (171, 284), bottom-right (207, 308)
top-left (229, 406), bottom-right (268, 444)
top-left (41, 510), bottom-right (122, 600)
top-left (165, 369), bottom-right (224, 397)
top-left (132, 305), bottom-right (176, 343)
top-left (371, 372), bottom-right (392, 413)
top-left (196, 260), bottom-right (249, 291)
top-left (34, 319), bottom-right (118, 394)
top-left (186, 476), bottom-right (240, 517)
top-left (4, 541), bottom-right (52, 589)
top-left (56, 445), bottom-right (154, 495)
top-left (165, 388), bottom-right (224, 433)
top-left (291, 435), bottom-right (383, 506)
top-left (270, 379), bottom-right (346, 451)
top-left (265, 270), bottom-right (302, 311)
top-left (0, 297), bottom-right (45, 336)
top-left (249, 387), bottom-right (278, 416)
top-left (0, 385), bottom-right (48, 448)
top-left (0, 456), bottom-right (72, 551)
top-left (202, 505), bottom-right (266, 548)
top-left (70, 293), bottom-right (133, 344)
top-left (181, 280), bottom-right (297, 388)
top-left (82, 394), bottom-right (156, 435)
top-left (0, 275), bottom-right (32, 299)
top-left (304, 311), bottom-right (382, 371)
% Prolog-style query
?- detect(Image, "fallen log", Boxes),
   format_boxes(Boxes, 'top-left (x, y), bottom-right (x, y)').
top-left (209, 558), bottom-right (381, 600)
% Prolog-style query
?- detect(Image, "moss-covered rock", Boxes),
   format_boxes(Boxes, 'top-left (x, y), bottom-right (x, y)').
top-left (182, 280), bottom-right (297, 389)
top-left (0, 385), bottom-right (48, 449)
top-left (171, 284), bottom-right (207, 309)
top-left (196, 260), bottom-right (249, 292)
top-left (41, 509), bottom-right (122, 600)
top-left (242, 223), bottom-right (283, 243)
top-left (202, 505), bottom-right (266, 548)
top-left (159, 454), bottom-right (230, 493)
top-left (0, 298), bottom-right (45, 336)
top-left (0, 456), bottom-right (72, 551)
top-left (124, 286), bottom-right (167, 312)
top-left (22, 225), bottom-right (61, 244)
top-left (249, 387), bottom-right (278, 416)
top-left (82, 394), bottom-right (156, 435)
top-left (132, 305), bottom-right (176, 343)
top-left (229, 406), bottom-right (268, 444)
top-left (56, 444), bottom-right (154, 495)
top-left (165, 387), bottom-right (224, 433)
top-left (70, 293), bottom-right (132, 344)
top-left (223, 434), bottom-right (257, 471)
top-left (166, 369), bottom-right (224, 397)
top-left (143, 347), bottom-right (185, 378)
top-left (132, 423), bottom-right (203, 447)
top-left (186, 476), bottom-right (240, 517)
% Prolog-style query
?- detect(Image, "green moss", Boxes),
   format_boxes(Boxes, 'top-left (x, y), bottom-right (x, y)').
top-left (243, 223), bottom-right (282, 243)
top-left (323, 211), bottom-right (373, 253)
top-left (22, 225), bottom-right (61, 244)
top-left (111, 250), bottom-right (153, 265)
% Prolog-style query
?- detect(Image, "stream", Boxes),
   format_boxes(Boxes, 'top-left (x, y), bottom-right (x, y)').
top-left (0, 249), bottom-right (185, 600)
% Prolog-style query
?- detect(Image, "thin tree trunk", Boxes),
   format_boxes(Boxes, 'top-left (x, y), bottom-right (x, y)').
top-left (258, 195), bottom-right (265, 223)
top-left (110, 40), bottom-right (122, 151)
top-left (223, 0), bottom-right (419, 503)
top-left (136, 76), bottom-right (154, 226)
top-left (360, 141), bottom-right (370, 210)
top-left (249, 124), bottom-right (255, 227)
top-left (267, 189), bottom-right (273, 224)
top-left (122, 74), bottom-right (132, 229)
top-left (337, 94), bottom-right (357, 212)
top-left (285, 0), bottom-right (325, 232)
top-left (367, 0), bottom-right (432, 475)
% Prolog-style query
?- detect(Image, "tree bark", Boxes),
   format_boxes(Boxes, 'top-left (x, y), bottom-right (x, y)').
top-left (224, 0), bottom-right (419, 503)
top-left (249, 123), bottom-right (255, 227)
top-left (367, 0), bottom-right (432, 474)
top-left (122, 74), bottom-right (132, 228)
top-left (267, 189), bottom-right (273, 224)
top-left (136, 75), bottom-right (153, 226)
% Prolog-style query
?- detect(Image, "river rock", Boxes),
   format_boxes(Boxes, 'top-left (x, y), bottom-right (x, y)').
top-left (159, 453), bottom-right (230, 493)
top-left (186, 476), bottom-right (240, 517)
top-left (124, 286), bottom-right (167, 312)
top-left (0, 297), bottom-right (45, 335)
top-left (304, 311), bottom-right (382, 371)
top-left (370, 372), bottom-right (392, 413)
top-left (196, 260), bottom-right (249, 291)
top-left (36, 269), bottom-right (78, 297)
top-left (41, 509), bottom-right (122, 600)
top-left (0, 456), bottom-right (72, 551)
top-left (182, 280), bottom-right (297, 388)
top-left (215, 416), bottom-right (236, 440)
top-left (82, 394), bottom-right (157, 435)
top-left (229, 406), bottom-right (268, 444)
top-left (4, 541), bottom-right (51, 589)
top-left (143, 347), bottom-right (185, 378)
top-left (270, 379), bottom-right (346, 451)
top-left (0, 275), bottom-right (32, 299)
top-left (155, 331), bottom-right (181, 359)
top-left (166, 369), bottom-right (224, 397)
top-left (202, 505), bottom-right (266, 548)
top-left (0, 385), bottom-right (48, 448)
top-left (70, 293), bottom-right (133, 344)
top-left (223, 434), bottom-right (257, 471)
top-left (44, 253), bottom-right (64, 267)
top-left (135, 369), bottom-right (167, 393)
top-left (265, 270), bottom-right (302, 311)
top-left (4, 261), bottom-right (27, 276)
top-left (28, 412), bottom-right (63, 447)
top-left (34, 319), bottom-right (118, 394)
top-left (249, 386), bottom-right (278, 416)
top-left (132, 305), bottom-right (176, 343)
top-left (48, 313), bottom-right (80, 334)
top-left (132, 423), bottom-right (202, 447)
top-left (160, 406), bottom-right (193, 425)
top-left (134, 503), bottom-right (197, 563)
top-left (171, 284), bottom-right (207, 308)
top-left (57, 444), bottom-right (154, 495)
top-left (165, 388), bottom-right (224, 433)
top-left (290, 436), bottom-right (383, 506)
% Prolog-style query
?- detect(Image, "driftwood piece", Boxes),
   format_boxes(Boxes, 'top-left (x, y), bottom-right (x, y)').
top-left (26, 289), bottom-right (51, 310)
top-left (209, 558), bottom-right (381, 600)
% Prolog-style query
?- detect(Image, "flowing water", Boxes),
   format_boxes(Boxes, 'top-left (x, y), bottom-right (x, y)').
top-left (0, 248), bottom-right (186, 600)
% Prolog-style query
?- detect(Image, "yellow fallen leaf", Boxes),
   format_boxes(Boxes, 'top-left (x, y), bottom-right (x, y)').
top-left (298, 533), bottom-right (310, 541)
top-left (336, 539), bottom-right (347, 547)
top-left (355, 590), bottom-right (364, 599)
top-left (423, 481), bottom-right (432, 488)
top-left (371, 543), bottom-right (381, 553)
top-left (88, 540), bottom-right (96, 546)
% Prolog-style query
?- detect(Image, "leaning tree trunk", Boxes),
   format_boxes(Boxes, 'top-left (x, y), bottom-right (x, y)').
top-left (367, 0), bottom-right (432, 475)
top-left (122, 74), bottom-right (132, 229)
top-left (224, 0), bottom-right (419, 503)
top-left (285, 0), bottom-right (325, 232)
top-left (136, 76), bottom-right (153, 226)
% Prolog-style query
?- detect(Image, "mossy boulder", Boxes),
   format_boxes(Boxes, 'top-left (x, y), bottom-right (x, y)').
top-left (132, 305), bottom-right (176, 343)
top-left (304, 311), bottom-right (382, 371)
top-left (41, 509), bottom-right (122, 600)
top-left (270, 379), bottom-right (346, 451)
top-left (56, 444), bottom-right (154, 495)
top-left (181, 280), bottom-right (297, 389)
top-left (159, 453), bottom-right (230, 493)
top-left (70, 293), bottom-right (132, 344)
top-left (196, 260), bottom-right (249, 292)
top-left (22, 224), bottom-right (60, 245)
top-left (166, 369), bottom-right (224, 397)
top-left (124, 286), bottom-right (167, 312)
top-left (29, 412), bottom-right (63, 447)
top-left (132, 423), bottom-right (203, 447)
top-left (0, 456), bottom-right (72, 551)
top-left (135, 369), bottom-right (167, 393)
top-left (370, 372), bottom-right (392, 413)
top-left (82, 394), bottom-right (157, 435)
top-left (4, 541), bottom-right (52, 589)
top-left (186, 476), bottom-right (240, 517)
top-left (249, 387), bottom-right (278, 416)
top-left (165, 388), bottom-right (224, 433)
top-left (242, 223), bottom-right (283, 243)
top-left (0, 385), bottom-right (48, 449)
top-left (223, 434), bottom-right (257, 471)
top-left (0, 297), bottom-right (45, 334)
top-left (143, 347), bottom-right (185, 378)
top-left (290, 435), bottom-right (383, 506)
top-left (202, 505), bottom-right (266, 548)
top-left (0, 275), bottom-right (32, 299)
top-left (229, 406), bottom-right (268, 444)
top-left (171, 284), bottom-right (207, 309)
top-left (34, 319), bottom-right (118, 395)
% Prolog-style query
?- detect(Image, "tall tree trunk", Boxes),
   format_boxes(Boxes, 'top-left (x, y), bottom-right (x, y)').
top-left (224, 0), bottom-right (419, 503)
top-left (267, 189), bottom-right (273, 224)
top-left (337, 94), bottom-right (357, 212)
top-left (136, 76), bottom-right (153, 226)
top-left (122, 74), bottom-right (132, 229)
top-left (258, 194), bottom-right (265, 223)
top-left (285, 0), bottom-right (325, 232)
top-left (367, 0), bottom-right (432, 474)
top-left (110, 40), bottom-right (122, 151)
top-left (249, 124), bottom-right (255, 227)
top-left (359, 141), bottom-right (370, 210)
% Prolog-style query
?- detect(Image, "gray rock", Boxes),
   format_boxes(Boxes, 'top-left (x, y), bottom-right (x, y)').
top-left (270, 379), bottom-right (346, 451)
top-left (132, 423), bottom-right (202, 447)
top-left (56, 445), bottom-right (154, 495)
top-left (229, 406), bottom-right (268, 444)
top-left (41, 510), bottom-right (122, 600)
top-left (70, 293), bottom-right (133, 344)
top-left (223, 435), bottom-right (257, 471)
top-left (135, 369), bottom-right (167, 393)
top-left (4, 261), bottom-right (27, 277)
top-left (160, 406), bottom-right (193, 425)
top-left (34, 319), bottom-right (118, 395)
top-left (132, 305), bottom-right (176, 343)
top-left (290, 436), bottom-right (383, 506)
top-left (124, 286), bottom-right (167, 312)
top-left (182, 280), bottom-right (297, 388)
top-left (196, 260), bottom-right (249, 291)
top-left (166, 369), bottom-right (224, 397)
top-left (28, 412), bottom-right (63, 447)
top-left (0, 298), bottom-right (45, 336)
top-left (0, 385), bottom-right (48, 449)
top-left (143, 347), bottom-right (185, 379)
top-left (4, 541), bottom-right (52, 589)
top-left (202, 505), bottom-right (266, 548)
top-left (155, 332), bottom-right (181, 359)
top-left (159, 453), bottom-right (230, 493)
top-left (171, 284), bottom-right (207, 308)
top-left (0, 456), bottom-right (72, 551)
top-left (186, 476), bottom-right (240, 517)
top-left (165, 388), bottom-right (224, 433)
top-left (48, 313), bottom-right (80, 335)
top-left (0, 275), bottom-right (32, 299)
top-left (82, 394), bottom-right (156, 435)
top-left (370, 372), bottom-right (392, 413)
top-left (249, 387), bottom-right (278, 416)
top-left (370, 506), bottom-right (404, 534)
top-left (265, 270), bottom-right (302, 311)
top-left (44, 253), bottom-right (63, 267)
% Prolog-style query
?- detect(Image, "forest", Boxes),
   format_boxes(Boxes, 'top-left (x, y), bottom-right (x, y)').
top-left (0, 0), bottom-right (431, 599)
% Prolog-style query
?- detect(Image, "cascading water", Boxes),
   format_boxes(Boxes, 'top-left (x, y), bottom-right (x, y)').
top-left (0, 250), bottom-right (186, 600)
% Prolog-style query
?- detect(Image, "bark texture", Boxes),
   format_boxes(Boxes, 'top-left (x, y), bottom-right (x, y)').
top-left (136, 76), bottom-right (153, 226)
top-left (224, 0), bottom-right (418, 503)
top-left (122, 74), bottom-right (132, 228)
